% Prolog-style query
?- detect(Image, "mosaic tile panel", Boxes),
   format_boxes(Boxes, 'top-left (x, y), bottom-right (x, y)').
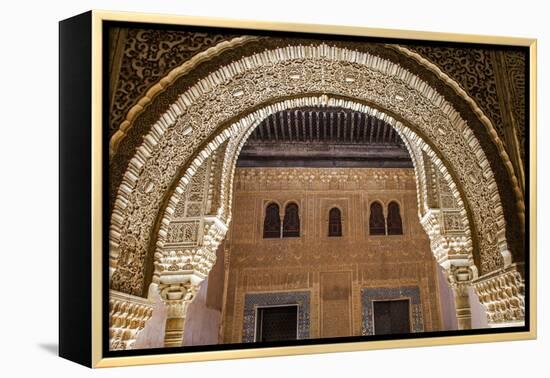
top-left (361, 286), bottom-right (424, 335)
top-left (242, 291), bottom-right (310, 343)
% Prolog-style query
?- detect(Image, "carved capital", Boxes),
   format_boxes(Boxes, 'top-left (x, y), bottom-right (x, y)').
top-left (160, 282), bottom-right (199, 312)
top-left (156, 244), bottom-right (217, 286)
top-left (447, 265), bottom-right (475, 288)
top-left (443, 266), bottom-right (475, 330)
top-left (159, 282), bottom-right (201, 347)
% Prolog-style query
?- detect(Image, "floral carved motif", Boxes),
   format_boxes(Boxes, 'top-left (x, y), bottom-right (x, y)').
top-left (110, 29), bottom-right (231, 136)
top-left (503, 50), bottom-right (526, 162)
top-left (406, 46), bottom-right (504, 144)
top-left (165, 221), bottom-right (199, 245)
top-left (443, 211), bottom-right (465, 234)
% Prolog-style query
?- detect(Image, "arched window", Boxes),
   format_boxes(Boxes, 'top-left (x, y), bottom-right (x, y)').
top-left (282, 203), bottom-right (300, 237)
top-left (387, 201), bottom-right (403, 235)
top-left (263, 203), bottom-right (281, 238)
top-left (328, 207), bottom-right (342, 237)
top-left (369, 202), bottom-right (386, 235)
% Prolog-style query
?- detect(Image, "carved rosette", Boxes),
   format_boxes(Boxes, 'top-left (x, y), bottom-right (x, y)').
top-left (109, 290), bottom-right (154, 351)
top-left (473, 264), bottom-right (525, 326)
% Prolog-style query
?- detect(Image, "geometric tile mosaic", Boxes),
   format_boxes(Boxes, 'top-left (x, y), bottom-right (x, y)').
top-left (361, 286), bottom-right (424, 335)
top-left (242, 291), bottom-right (311, 342)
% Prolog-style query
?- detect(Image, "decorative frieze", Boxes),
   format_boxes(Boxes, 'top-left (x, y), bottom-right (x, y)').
top-left (243, 271), bottom-right (310, 292)
top-left (165, 221), bottom-right (200, 245)
top-left (109, 290), bottom-right (154, 350)
top-left (473, 264), bottom-right (525, 326)
top-left (233, 167), bottom-right (416, 191)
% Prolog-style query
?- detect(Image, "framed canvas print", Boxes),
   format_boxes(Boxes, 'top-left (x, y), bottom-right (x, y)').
top-left (59, 10), bottom-right (537, 368)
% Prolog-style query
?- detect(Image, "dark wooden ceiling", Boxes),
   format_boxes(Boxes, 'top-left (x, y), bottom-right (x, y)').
top-left (237, 107), bottom-right (412, 168)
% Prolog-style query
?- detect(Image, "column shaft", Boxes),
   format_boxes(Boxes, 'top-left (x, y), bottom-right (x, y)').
top-left (452, 285), bottom-right (472, 330)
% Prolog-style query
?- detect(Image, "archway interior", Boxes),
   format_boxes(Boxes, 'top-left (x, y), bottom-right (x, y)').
top-left (151, 106), bottom-right (488, 347)
top-left (110, 95), bottom-right (496, 351)
top-left (106, 38), bottom-right (525, 352)
top-left (237, 107), bottom-right (412, 169)
top-left (107, 43), bottom-right (520, 331)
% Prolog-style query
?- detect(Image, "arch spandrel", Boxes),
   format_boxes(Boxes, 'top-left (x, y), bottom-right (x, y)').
top-left (109, 45), bottom-right (514, 302)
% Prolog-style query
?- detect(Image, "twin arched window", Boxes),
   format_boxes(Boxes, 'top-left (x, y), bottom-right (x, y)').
top-left (263, 201), bottom-right (402, 238)
top-left (263, 202), bottom-right (300, 238)
top-left (328, 207), bottom-right (342, 237)
top-left (369, 201), bottom-right (403, 235)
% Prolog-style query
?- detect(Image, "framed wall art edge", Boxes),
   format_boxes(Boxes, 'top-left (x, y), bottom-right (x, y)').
top-left (59, 9), bottom-right (537, 368)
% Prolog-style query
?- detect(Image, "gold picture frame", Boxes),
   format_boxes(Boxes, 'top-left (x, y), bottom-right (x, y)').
top-left (59, 10), bottom-right (537, 368)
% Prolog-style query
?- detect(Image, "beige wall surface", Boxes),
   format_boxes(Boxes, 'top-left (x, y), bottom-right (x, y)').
top-left (219, 167), bottom-right (445, 343)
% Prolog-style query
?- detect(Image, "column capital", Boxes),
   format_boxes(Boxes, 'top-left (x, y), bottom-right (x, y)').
top-left (159, 282), bottom-right (199, 313)
top-left (447, 265), bottom-right (475, 289)
top-left (159, 281), bottom-right (201, 348)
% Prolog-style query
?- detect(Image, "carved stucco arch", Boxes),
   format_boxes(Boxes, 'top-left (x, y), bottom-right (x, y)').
top-left (109, 44), bottom-right (515, 302)
top-left (391, 45), bottom-right (524, 215)
top-left (148, 97), bottom-right (485, 342)
top-left (151, 96), bottom-right (473, 291)
top-left (395, 123), bottom-right (476, 270)
top-left (109, 39), bottom-right (525, 234)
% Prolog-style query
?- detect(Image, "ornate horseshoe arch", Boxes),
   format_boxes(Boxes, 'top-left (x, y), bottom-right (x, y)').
top-left (107, 43), bottom-right (526, 349)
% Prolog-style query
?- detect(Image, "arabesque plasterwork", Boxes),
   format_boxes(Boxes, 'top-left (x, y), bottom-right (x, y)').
top-left (107, 43), bottom-right (525, 348)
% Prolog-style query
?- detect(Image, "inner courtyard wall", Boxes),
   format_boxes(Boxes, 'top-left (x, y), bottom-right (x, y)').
top-left (218, 167), bottom-right (447, 342)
